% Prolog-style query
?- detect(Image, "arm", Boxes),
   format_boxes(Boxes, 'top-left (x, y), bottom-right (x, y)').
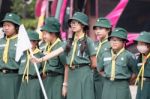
top-left (62, 65), bottom-right (69, 97)
top-left (31, 47), bottom-right (64, 63)
top-left (90, 55), bottom-right (97, 69)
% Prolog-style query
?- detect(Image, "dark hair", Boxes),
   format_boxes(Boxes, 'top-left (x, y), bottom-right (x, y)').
top-left (66, 25), bottom-right (88, 55)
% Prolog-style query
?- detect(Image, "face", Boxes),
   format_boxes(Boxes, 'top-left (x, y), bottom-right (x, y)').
top-left (3, 22), bottom-right (17, 37)
top-left (30, 40), bottom-right (38, 49)
top-left (43, 31), bottom-right (55, 43)
top-left (137, 41), bottom-right (150, 54)
top-left (94, 27), bottom-right (110, 40)
top-left (41, 31), bottom-right (46, 41)
top-left (110, 37), bottom-right (125, 51)
top-left (70, 20), bottom-right (84, 33)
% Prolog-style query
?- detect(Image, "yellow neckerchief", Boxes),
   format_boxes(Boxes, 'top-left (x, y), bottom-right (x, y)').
top-left (135, 52), bottom-right (150, 90)
top-left (3, 35), bottom-right (18, 63)
top-left (69, 33), bottom-right (85, 67)
top-left (96, 39), bottom-right (108, 58)
top-left (42, 38), bottom-right (61, 74)
top-left (22, 48), bottom-right (41, 82)
top-left (110, 48), bottom-right (125, 81)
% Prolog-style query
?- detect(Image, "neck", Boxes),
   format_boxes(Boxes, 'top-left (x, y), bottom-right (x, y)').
top-left (75, 30), bottom-right (84, 38)
top-left (7, 34), bottom-right (17, 38)
top-left (112, 47), bottom-right (124, 54)
top-left (100, 36), bottom-right (108, 42)
top-left (32, 47), bottom-right (36, 51)
top-left (50, 37), bottom-right (57, 44)
top-left (143, 51), bottom-right (150, 56)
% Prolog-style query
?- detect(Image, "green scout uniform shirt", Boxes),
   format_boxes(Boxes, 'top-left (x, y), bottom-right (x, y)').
top-left (95, 40), bottom-right (111, 64)
top-left (0, 37), bottom-right (20, 69)
top-left (19, 50), bottom-right (43, 75)
top-left (98, 48), bottom-right (137, 79)
top-left (66, 37), bottom-right (96, 65)
top-left (137, 54), bottom-right (150, 77)
top-left (45, 41), bottom-right (66, 74)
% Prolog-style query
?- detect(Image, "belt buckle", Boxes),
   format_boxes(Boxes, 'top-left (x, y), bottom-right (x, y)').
top-left (2, 69), bottom-right (7, 74)
top-left (143, 78), bottom-right (146, 81)
top-left (70, 65), bottom-right (76, 70)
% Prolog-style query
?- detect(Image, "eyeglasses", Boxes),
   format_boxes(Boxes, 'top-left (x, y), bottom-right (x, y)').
top-left (70, 21), bottom-right (79, 26)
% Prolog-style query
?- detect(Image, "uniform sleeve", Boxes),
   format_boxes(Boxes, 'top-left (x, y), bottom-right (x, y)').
top-left (87, 38), bottom-right (96, 56)
top-left (97, 53), bottom-right (104, 71)
top-left (61, 41), bottom-right (67, 50)
top-left (127, 53), bottom-right (138, 74)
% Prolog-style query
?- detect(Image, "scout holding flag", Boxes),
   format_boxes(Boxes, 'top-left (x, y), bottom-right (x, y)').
top-left (0, 13), bottom-right (21, 99)
top-left (38, 17), bottom-right (66, 99)
top-left (134, 31), bottom-right (150, 99)
top-left (98, 28), bottom-right (137, 99)
top-left (93, 17), bottom-right (111, 99)
top-left (17, 31), bottom-right (43, 99)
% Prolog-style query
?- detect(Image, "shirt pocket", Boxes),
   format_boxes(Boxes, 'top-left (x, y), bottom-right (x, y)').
top-left (116, 59), bottom-right (128, 73)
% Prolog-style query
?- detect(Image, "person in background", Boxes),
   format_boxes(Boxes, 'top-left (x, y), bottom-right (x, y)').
top-left (93, 17), bottom-right (112, 99)
top-left (0, 13), bottom-right (21, 99)
top-left (98, 27), bottom-right (137, 99)
top-left (17, 31), bottom-right (43, 99)
top-left (134, 31), bottom-right (150, 99)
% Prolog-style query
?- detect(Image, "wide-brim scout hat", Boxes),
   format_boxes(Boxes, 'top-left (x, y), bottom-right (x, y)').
top-left (28, 31), bottom-right (40, 41)
top-left (41, 17), bottom-right (60, 34)
top-left (1, 13), bottom-right (21, 26)
top-left (68, 12), bottom-right (89, 29)
top-left (135, 31), bottom-right (150, 44)
top-left (108, 27), bottom-right (129, 42)
top-left (93, 17), bottom-right (111, 29)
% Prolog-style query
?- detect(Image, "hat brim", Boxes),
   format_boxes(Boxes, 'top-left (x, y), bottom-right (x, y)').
top-left (134, 39), bottom-right (150, 44)
top-left (93, 24), bottom-right (111, 30)
top-left (41, 25), bottom-right (60, 33)
top-left (1, 19), bottom-right (20, 26)
top-left (68, 18), bottom-right (89, 29)
top-left (108, 36), bottom-right (129, 42)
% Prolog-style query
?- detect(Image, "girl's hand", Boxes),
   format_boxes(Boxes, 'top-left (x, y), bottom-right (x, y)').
top-left (30, 56), bottom-right (42, 63)
top-left (62, 82), bottom-right (67, 97)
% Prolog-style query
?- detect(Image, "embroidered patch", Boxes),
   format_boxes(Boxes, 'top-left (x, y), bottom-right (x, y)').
top-left (104, 57), bottom-right (112, 61)
top-left (21, 59), bottom-right (26, 63)
top-left (137, 63), bottom-right (142, 67)
top-left (0, 44), bottom-right (6, 47)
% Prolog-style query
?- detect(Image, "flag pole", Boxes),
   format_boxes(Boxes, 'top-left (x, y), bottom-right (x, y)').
top-left (29, 49), bottom-right (48, 99)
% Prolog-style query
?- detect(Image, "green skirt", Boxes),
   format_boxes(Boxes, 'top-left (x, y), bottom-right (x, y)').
top-left (102, 78), bottom-right (131, 99)
top-left (67, 66), bottom-right (94, 99)
top-left (136, 80), bottom-right (150, 99)
top-left (0, 73), bottom-right (21, 99)
top-left (18, 78), bottom-right (41, 99)
top-left (42, 74), bottom-right (64, 99)
top-left (93, 70), bottom-right (103, 99)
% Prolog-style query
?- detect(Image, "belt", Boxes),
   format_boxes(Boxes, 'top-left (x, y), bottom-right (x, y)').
top-left (105, 77), bottom-right (129, 81)
top-left (69, 64), bottom-right (90, 70)
top-left (24, 75), bottom-right (38, 80)
top-left (46, 70), bottom-right (63, 76)
top-left (142, 77), bottom-right (150, 81)
top-left (0, 69), bottom-right (18, 74)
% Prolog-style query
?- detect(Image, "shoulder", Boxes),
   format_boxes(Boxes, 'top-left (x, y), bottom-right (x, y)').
top-left (124, 50), bottom-right (136, 59)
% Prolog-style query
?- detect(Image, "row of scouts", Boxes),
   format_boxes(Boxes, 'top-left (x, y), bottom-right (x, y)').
top-left (0, 11), bottom-right (149, 99)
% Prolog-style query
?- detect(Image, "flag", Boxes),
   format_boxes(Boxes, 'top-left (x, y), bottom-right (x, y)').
top-left (15, 24), bottom-right (32, 62)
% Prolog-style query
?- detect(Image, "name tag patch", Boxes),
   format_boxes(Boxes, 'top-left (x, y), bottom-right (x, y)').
top-left (104, 57), bottom-right (112, 61)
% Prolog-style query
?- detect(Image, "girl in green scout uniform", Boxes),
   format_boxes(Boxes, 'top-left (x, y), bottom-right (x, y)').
top-left (93, 17), bottom-right (111, 99)
top-left (134, 31), bottom-right (150, 99)
top-left (98, 27), bottom-right (137, 99)
top-left (40, 17), bottom-right (66, 99)
top-left (0, 13), bottom-right (21, 99)
top-left (17, 31), bottom-right (43, 99)
top-left (31, 12), bottom-right (97, 99)
top-left (65, 12), bottom-right (96, 99)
